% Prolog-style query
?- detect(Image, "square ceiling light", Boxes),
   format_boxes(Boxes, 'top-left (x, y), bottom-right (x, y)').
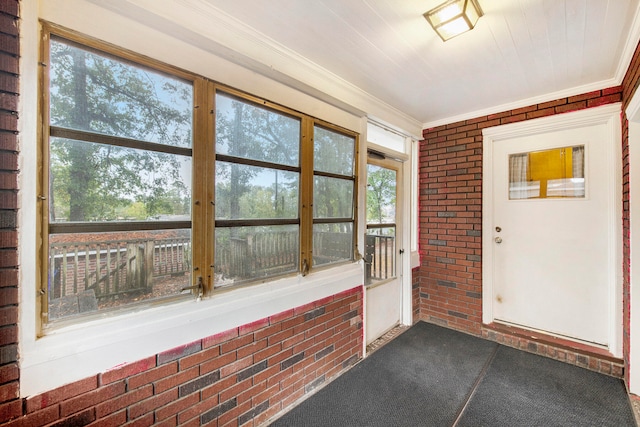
top-left (424, 0), bottom-right (483, 41)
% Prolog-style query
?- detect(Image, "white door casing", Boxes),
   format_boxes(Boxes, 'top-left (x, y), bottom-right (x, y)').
top-left (627, 93), bottom-right (640, 394)
top-left (482, 104), bottom-right (622, 356)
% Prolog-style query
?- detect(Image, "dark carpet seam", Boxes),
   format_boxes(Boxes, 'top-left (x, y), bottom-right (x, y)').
top-left (451, 344), bottom-right (500, 427)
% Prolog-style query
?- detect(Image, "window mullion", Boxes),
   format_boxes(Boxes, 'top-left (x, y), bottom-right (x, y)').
top-left (300, 117), bottom-right (314, 274)
top-left (204, 81), bottom-right (217, 295)
top-left (49, 127), bottom-right (193, 157)
top-left (192, 78), bottom-right (214, 294)
top-left (38, 27), bottom-right (53, 328)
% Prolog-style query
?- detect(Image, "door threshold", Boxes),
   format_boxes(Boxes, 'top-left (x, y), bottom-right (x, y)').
top-left (485, 321), bottom-right (621, 363)
top-left (366, 324), bottom-right (408, 355)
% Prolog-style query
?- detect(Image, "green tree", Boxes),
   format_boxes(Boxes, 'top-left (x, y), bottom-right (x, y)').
top-left (367, 166), bottom-right (396, 225)
top-left (49, 39), bottom-right (192, 222)
top-left (313, 127), bottom-right (355, 228)
top-left (214, 94), bottom-right (300, 224)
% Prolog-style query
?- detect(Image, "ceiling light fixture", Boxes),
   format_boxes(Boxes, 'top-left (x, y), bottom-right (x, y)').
top-left (424, 0), bottom-right (483, 41)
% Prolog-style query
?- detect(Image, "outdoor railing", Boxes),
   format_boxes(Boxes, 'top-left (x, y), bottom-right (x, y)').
top-left (365, 233), bottom-right (395, 283)
top-left (49, 237), bottom-right (191, 301)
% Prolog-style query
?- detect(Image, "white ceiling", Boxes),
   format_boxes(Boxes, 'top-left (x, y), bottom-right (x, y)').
top-left (91, 0), bottom-right (640, 132)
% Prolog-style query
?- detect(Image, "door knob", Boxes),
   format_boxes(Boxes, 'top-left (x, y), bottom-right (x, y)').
top-left (494, 237), bottom-right (502, 244)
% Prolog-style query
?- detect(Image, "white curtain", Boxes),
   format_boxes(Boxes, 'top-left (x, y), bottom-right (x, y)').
top-left (571, 146), bottom-right (585, 197)
top-left (572, 146), bottom-right (584, 178)
top-left (509, 153), bottom-right (529, 199)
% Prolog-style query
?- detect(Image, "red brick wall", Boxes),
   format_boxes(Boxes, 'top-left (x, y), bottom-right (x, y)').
top-left (418, 87), bottom-right (623, 374)
top-left (0, 0), bottom-right (20, 422)
top-left (2, 287), bottom-right (363, 426)
top-left (620, 38), bottom-right (640, 386)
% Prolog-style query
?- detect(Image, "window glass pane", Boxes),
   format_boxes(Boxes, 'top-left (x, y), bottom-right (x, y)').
top-left (509, 145), bottom-right (585, 200)
top-left (214, 225), bottom-right (299, 287)
top-left (313, 176), bottom-right (353, 219)
top-left (215, 92), bottom-right (300, 167)
top-left (48, 229), bottom-right (191, 322)
top-left (50, 138), bottom-right (191, 222)
top-left (215, 162), bottom-right (299, 220)
top-left (313, 223), bottom-right (352, 266)
top-left (49, 38), bottom-right (192, 148)
top-left (365, 227), bottom-right (395, 285)
top-left (366, 165), bottom-right (396, 224)
top-left (314, 126), bottom-right (355, 175)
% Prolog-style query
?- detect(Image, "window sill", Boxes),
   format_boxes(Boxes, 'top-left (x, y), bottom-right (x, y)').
top-left (20, 262), bottom-right (364, 397)
top-left (411, 250), bottom-right (420, 269)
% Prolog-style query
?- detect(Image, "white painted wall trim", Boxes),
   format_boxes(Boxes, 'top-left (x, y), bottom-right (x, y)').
top-left (626, 92), bottom-right (640, 394)
top-left (401, 145), bottom-right (414, 326)
top-left (482, 104), bottom-right (623, 357)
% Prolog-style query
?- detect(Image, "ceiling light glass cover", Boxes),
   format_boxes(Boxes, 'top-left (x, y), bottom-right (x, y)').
top-left (424, 0), bottom-right (483, 41)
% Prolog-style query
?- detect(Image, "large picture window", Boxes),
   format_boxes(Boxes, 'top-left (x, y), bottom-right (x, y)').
top-left (40, 26), bottom-right (358, 326)
top-left (42, 33), bottom-right (196, 324)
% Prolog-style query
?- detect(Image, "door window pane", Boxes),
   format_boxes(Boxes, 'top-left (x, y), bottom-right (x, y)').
top-left (509, 145), bottom-right (585, 200)
top-left (365, 227), bottom-right (396, 285)
top-left (365, 164), bottom-right (397, 285)
top-left (366, 165), bottom-right (396, 224)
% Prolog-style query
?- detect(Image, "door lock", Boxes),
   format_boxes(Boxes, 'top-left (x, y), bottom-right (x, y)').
top-left (495, 237), bottom-right (502, 244)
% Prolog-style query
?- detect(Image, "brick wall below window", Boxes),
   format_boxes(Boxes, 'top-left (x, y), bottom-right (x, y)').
top-left (1, 287), bottom-right (363, 426)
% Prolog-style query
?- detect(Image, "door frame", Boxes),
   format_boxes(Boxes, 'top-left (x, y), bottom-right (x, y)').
top-left (364, 155), bottom-right (403, 345)
top-left (626, 93), bottom-right (640, 393)
top-left (361, 140), bottom-right (413, 348)
top-left (481, 104), bottom-right (622, 357)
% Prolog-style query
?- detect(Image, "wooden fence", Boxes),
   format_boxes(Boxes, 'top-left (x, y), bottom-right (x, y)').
top-left (216, 232), bottom-right (299, 280)
top-left (215, 231), bottom-right (353, 284)
top-left (49, 237), bottom-right (191, 302)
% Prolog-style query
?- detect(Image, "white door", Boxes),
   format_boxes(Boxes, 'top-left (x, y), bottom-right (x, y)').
top-left (484, 106), bottom-right (621, 348)
top-left (365, 158), bottom-right (402, 345)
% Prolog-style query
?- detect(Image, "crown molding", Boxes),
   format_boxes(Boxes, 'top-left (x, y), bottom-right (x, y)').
top-left (88, 0), bottom-right (422, 137)
top-left (614, 0), bottom-right (640, 84)
top-left (422, 77), bottom-right (620, 130)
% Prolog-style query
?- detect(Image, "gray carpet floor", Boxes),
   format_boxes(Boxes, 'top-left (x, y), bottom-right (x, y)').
top-left (270, 321), bottom-right (636, 427)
